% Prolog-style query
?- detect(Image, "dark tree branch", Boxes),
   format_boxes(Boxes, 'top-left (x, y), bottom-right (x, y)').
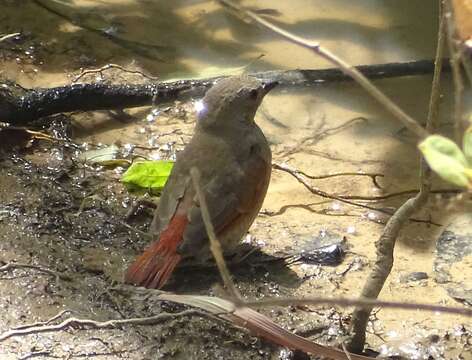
top-left (0, 82), bottom-right (201, 126)
top-left (1, 60), bottom-right (449, 126)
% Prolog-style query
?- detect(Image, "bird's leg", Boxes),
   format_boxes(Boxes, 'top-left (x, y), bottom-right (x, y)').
top-left (125, 196), bottom-right (159, 221)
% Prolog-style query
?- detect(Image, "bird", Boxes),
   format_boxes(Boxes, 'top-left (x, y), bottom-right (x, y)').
top-left (125, 75), bottom-right (277, 289)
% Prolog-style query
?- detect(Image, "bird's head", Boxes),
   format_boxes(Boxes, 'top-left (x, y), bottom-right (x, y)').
top-left (195, 76), bottom-right (278, 130)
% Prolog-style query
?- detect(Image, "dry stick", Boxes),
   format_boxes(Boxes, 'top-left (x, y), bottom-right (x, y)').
top-left (0, 32), bottom-right (20, 43)
top-left (0, 61), bottom-right (446, 126)
top-left (445, 0), bottom-right (467, 144)
top-left (184, 168), bottom-right (467, 358)
top-left (347, 7), bottom-right (446, 353)
top-left (244, 296), bottom-right (472, 318)
top-left (0, 309), bottom-right (205, 342)
top-left (338, 188), bottom-right (459, 201)
top-left (73, 63), bottom-right (159, 83)
top-left (190, 167), bottom-right (242, 301)
top-left (12, 310), bottom-right (73, 331)
top-left (164, 170), bottom-right (373, 360)
top-left (158, 293), bottom-right (371, 360)
top-left (218, 0), bottom-right (429, 140)
top-left (296, 170), bottom-right (383, 183)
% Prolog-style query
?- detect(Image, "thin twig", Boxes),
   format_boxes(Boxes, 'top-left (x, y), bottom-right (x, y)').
top-left (12, 310), bottom-right (73, 330)
top-left (338, 188), bottom-right (459, 201)
top-left (73, 63), bottom-right (159, 83)
top-left (341, 343), bottom-right (353, 360)
top-left (273, 162), bottom-right (386, 213)
top-left (157, 292), bottom-right (371, 360)
top-left (190, 167), bottom-right (242, 301)
top-left (0, 32), bottom-right (20, 43)
top-left (273, 165), bottom-right (458, 201)
top-left (297, 170), bottom-right (383, 184)
top-left (0, 309), bottom-right (206, 342)
top-left (218, 0), bottom-right (429, 139)
top-left (445, 0), bottom-right (466, 143)
top-left (244, 296), bottom-right (472, 317)
top-left (273, 162), bottom-right (438, 225)
top-left (347, 5), bottom-right (446, 352)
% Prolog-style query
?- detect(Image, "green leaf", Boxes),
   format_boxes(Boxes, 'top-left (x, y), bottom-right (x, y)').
top-left (121, 160), bottom-right (174, 194)
top-left (463, 125), bottom-right (472, 165)
top-left (419, 135), bottom-right (470, 188)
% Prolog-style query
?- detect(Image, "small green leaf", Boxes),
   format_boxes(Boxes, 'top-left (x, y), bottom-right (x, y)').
top-left (419, 135), bottom-right (470, 188)
top-left (463, 125), bottom-right (472, 165)
top-left (121, 160), bottom-right (174, 194)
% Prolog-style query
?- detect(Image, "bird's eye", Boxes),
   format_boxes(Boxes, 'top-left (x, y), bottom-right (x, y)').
top-left (249, 89), bottom-right (259, 100)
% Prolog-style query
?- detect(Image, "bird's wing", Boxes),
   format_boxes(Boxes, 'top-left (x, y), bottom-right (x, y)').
top-left (179, 152), bottom-right (270, 257)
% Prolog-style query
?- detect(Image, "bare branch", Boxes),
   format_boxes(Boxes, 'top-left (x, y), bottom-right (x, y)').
top-left (244, 296), bottom-right (472, 318)
top-left (348, 5), bottom-right (447, 352)
top-left (12, 310), bottom-right (73, 331)
top-left (0, 309), bottom-right (206, 342)
top-left (0, 60), bottom-right (448, 126)
top-left (445, 0), bottom-right (467, 143)
top-left (0, 32), bottom-right (20, 43)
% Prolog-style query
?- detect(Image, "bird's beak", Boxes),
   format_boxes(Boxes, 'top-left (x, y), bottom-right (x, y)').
top-left (261, 80), bottom-right (279, 94)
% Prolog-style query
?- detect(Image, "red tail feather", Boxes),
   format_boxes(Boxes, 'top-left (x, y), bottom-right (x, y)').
top-left (125, 215), bottom-right (187, 289)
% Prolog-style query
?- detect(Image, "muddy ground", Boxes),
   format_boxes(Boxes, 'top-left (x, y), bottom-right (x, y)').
top-left (1, 1), bottom-right (472, 359)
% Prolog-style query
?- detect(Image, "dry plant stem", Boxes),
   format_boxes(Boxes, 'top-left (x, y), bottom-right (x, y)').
top-left (244, 295), bottom-right (472, 317)
top-left (339, 188), bottom-right (458, 201)
top-left (12, 310), bottom-right (73, 330)
top-left (190, 167), bottom-right (242, 301)
top-left (446, 1), bottom-right (467, 143)
top-left (218, 0), bottom-right (429, 140)
top-left (348, 8), bottom-right (446, 353)
top-left (342, 343), bottom-right (353, 360)
top-left (158, 293), bottom-right (371, 360)
top-left (0, 32), bottom-right (20, 42)
top-left (73, 63), bottom-right (159, 83)
top-left (348, 196), bottom-right (430, 352)
top-left (0, 309), bottom-right (206, 342)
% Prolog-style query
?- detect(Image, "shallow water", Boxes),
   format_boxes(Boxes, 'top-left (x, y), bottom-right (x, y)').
top-left (1, 1), bottom-right (471, 359)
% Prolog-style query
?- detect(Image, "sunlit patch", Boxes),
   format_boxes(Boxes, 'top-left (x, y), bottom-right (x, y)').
top-left (123, 143), bottom-right (134, 151)
top-left (150, 151), bottom-right (161, 160)
top-left (346, 225), bottom-right (356, 235)
top-left (194, 99), bottom-right (206, 116)
top-left (331, 201), bottom-right (342, 211)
